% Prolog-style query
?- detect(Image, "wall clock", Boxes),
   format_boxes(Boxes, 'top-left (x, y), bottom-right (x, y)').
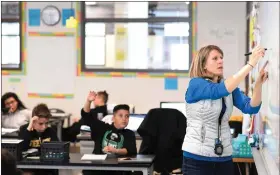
top-left (41, 5), bottom-right (61, 26)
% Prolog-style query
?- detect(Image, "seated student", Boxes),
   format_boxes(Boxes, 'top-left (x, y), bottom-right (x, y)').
top-left (19, 103), bottom-right (59, 175)
top-left (2, 149), bottom-right (22, 175)
top-left (82, 104), bottom-right (137, 175)
top-left (1, 92), bottom-right (31, 129)
top-left (62, 90), bottom-right (109, 142)
top-left (19, 103), bottom-right (59, 151)
top-left (81, 90), bottom-right (109, 119)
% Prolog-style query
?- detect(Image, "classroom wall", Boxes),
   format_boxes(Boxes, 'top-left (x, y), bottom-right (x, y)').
top-left (2, 2), bottom-right (246, 121)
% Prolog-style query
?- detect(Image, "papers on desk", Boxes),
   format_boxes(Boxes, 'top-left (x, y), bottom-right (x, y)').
top-left (2, 128), bottom-right (18, 134)
top-left (81, 154), bottom-right (107, 161)
top-left (24, 148), bottom-right (39, 154)
top-left (26, 156), bottom-right (40, 160)
top-left (2, 139), bottom-right (23, 144)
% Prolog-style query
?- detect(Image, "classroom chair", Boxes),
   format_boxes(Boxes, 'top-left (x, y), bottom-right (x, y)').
top-left (229, 116), bottom-right (243, 138)
top-left (49, 108), bottom-right (65, 114)
top-left (137, 108), bottom-right (186, 175)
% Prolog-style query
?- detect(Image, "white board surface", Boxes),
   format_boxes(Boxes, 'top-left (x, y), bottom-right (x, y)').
top-left (27, 37), bottom-right (75, 95)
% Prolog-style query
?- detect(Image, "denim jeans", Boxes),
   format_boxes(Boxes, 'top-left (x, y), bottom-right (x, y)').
top-left (182, 156), bottom-right (234, 175)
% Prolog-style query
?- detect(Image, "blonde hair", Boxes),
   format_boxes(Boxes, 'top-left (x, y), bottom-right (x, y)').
top-left (190, 45), bottom-right (224, 80)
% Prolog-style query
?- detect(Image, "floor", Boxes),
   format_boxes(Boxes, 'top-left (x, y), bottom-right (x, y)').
top-left (59, 170), bottom-right (82, 175)
top-left (59, 143), bottom-right (82, 175)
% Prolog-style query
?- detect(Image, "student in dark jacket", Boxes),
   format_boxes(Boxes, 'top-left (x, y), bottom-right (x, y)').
top-left (82, 104), bottom-right (137, 175)
top-left (19, 103), bottom-right (59, 175)
top-left (81, 90), bottom-right (108, 120)
top-left (62, 90), bottom-right (108, 142)
top-left (19, 103), bottom-right (58, 151)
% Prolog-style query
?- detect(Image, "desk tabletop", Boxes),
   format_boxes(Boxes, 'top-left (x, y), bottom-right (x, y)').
top-left (77, 133), bottom-right (92, 140)
top-left (1, 131), bottom-right (19, 138)
top-left (17, 153), bottom-right (155, 168)
top-left (233, 157), bottom-right (254, 163)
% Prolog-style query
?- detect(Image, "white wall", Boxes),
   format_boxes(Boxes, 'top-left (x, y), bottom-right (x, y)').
top-left (2, 2), bottom-right (246, 121)
top-left (197, 2), bottom-right (246, 88)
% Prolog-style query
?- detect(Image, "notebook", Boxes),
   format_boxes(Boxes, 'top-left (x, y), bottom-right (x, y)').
top-left (81, 154), bottom-right (107, 161)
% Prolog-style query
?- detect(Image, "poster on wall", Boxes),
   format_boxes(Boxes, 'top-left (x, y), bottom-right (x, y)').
top-left (248, 2), bottom-right (261, 98)
top-left (115, 24), bottom-right (128, 61)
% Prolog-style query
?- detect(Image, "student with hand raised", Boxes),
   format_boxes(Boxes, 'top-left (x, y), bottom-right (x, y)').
top-left (62, 90), bottom-right (109, 142)
top-left (82, 102), bottom-right (137, 175)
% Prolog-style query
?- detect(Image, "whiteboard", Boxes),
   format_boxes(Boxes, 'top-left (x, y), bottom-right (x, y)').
top-left (27, 37), bottom-right (75, 95)
top-left (250, 2), bottom-right (279, 175)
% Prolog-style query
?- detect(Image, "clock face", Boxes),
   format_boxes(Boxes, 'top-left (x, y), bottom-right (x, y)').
top-left (41, 5), bottom-right (61, 26)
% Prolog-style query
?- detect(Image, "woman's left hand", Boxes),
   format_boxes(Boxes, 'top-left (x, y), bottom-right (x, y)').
top-left (256, 62), bottom-right (269, 85)
top-left (256, 69), bottom-right (268, 85)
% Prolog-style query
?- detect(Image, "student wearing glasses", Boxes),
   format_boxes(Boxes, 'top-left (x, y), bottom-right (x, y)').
top-left (1, 92), bottom-right (31, 129)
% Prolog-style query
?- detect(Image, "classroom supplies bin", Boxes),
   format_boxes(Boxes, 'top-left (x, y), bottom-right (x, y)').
top-left (232, 134), bottom-right (253, 158)
top-left (1, 140), bottom-right (24, 161)
top-left (40, 141), bottom-right (70, 162)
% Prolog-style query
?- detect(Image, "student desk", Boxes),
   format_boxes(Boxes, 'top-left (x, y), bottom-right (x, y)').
top-left (1, 129), bottom-right (19, 138)
top-left (17, 153), bottom-right (155, 175)
top-left (77, 133), bottom-right (92, 140)
top-left (233, 157), bottom-right (254, 175)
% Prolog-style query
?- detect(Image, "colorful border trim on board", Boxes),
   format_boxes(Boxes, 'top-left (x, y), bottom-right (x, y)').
top-left (192, 2), bottom-right (197, 59)
top-left (76, 2), bottom-right (82, 76)
top-left (28, 32), bottom-right (75, 37)
top-left (76, 2), bottom-right (197, 78)
top-left (2, 2), bottom-right (27, 76)
top-left (78, 72), bottom-right (188, 78)
top-left (28, 93), bottom-right (74, 99)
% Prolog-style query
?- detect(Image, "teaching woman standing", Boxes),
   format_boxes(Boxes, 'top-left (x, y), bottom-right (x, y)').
top-left (182, 45), bottom-right (268, 175)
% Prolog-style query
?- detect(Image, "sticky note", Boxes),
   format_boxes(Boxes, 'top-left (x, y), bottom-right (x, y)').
top-left (62, 9), bottom-right (75, 26)
top-left (66, 16), bottom-right (77, 28)
top-left (9, 78), bottom-right (21, 83)
top-left (28, 9), bottom-right (41, 26)
top-left (164, 78), bottom-right (178, 90)
top-left (116, 49), bottom-right (125, 61)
